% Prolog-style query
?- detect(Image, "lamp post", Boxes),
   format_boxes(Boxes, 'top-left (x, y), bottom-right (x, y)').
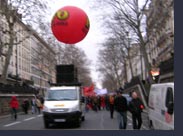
top-left (125, 31), bottom-right (134, 79)
top-left (15, 39), bottom-right (19, 85)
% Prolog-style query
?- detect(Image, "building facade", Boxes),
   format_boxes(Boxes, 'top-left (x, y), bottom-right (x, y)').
top-left (146, 0), bottom-right (174, 68)
top-left (30, 32), bottom-right (56, 92)
top-left (124, 0), bottom-right (174, 84)
top-left (125, 44), bottom-right (146, 83)
top-left (0, 1), bottom-right (56, 93)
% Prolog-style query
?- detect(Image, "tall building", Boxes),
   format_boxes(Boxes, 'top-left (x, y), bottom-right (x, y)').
top-left (124, 0), bottom-right (174, 84)
top-left (30, 31), bottom-right (56, 92)
top-left (146, 0), bottom-right (174, 67)
top-left (125, 43), bottom-right (146, 83)
top-left (0, 1), bottom-right (56, 93)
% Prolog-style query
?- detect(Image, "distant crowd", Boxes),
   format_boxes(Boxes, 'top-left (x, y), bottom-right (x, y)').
top-left (9, 90), bottom-right (145, 130)
top-left (84, 90), bottom-right (144, 130)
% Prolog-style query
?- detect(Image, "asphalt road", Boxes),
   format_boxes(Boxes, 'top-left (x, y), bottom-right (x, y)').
top-left (0, 110), bottom-right (150, 130)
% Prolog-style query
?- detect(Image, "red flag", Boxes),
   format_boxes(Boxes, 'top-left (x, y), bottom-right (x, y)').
top-left (83, 84), bottom-right (95, 96)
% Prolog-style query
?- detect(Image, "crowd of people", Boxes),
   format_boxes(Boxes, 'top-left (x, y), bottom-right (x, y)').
top-left (84, 90), bottom-right (144, 130)
top-left (9, 95), bottom-right (44, 120)
top-left (9, 90), bottom-right (144, 130)
top-left (85, 95), bottom-right (110, 112)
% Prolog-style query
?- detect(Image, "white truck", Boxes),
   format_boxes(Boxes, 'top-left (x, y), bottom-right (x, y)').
top-left (42, 83), bottom-right (85, 128)
top-left (148, 82), bottom-right (174, 130)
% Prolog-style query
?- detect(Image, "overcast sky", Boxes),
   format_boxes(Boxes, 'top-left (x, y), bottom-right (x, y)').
top-left (48, 0), bottom-right (107, 88)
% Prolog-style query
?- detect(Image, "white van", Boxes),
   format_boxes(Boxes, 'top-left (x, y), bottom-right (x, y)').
top-left (42, 86), bottom-right (85, 128)
top-left (148, 83), bottom-right (174, 130)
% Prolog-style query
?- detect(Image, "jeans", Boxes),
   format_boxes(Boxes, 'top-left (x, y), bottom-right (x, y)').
top-left (32, 105), bottom-right (37, 114)
top-left (11, 108), bottom-right (17, 120)
top-left (117, 111), bottom-right (127, 129)
top-left (109, 104), bottom-right (114, 118)
top-left (132, 113), bottom-right (142, 129)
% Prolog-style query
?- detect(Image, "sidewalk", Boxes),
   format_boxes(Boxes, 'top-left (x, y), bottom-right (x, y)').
top-left (0, 111), bottom-right (31, 119)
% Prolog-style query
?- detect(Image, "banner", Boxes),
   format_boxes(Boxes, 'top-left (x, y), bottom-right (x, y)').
top-left (94, 88), bottom-right (108, 95)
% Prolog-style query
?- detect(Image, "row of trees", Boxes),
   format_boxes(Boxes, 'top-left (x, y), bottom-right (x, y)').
top-left (0, 0), bottom-right (93, 87)
top-left (56, 45), bottom-right (93, 86)
top-left (94, 0), bottom-right (154, 90)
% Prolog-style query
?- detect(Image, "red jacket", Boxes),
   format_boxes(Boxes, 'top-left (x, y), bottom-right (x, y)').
top-left (10, 96), bottom-right (19, 109)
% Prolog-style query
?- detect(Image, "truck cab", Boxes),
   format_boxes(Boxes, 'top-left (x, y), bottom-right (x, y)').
top-left (42, 84), bottom-right (85, 128)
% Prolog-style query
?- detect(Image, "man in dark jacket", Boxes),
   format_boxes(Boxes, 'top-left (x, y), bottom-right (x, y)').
top-left (128, 91), bottom-right (144, 129)
top-left (114, 91), bottom-right (128, 129)
top-left (22, 99), bottom-right (30, 114)
top-left (109, 95), bottom-right (115, 119)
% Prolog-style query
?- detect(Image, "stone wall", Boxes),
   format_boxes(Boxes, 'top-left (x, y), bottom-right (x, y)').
top-left (0, 94), bottom-right (35, 116)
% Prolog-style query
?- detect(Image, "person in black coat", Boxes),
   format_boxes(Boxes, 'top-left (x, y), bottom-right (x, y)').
top-left (114, 91), bottom-right (128, 129)
top-left (128, 91), bottom-right (144, 129)
top-left (22, 99), bottom-right (30, 114)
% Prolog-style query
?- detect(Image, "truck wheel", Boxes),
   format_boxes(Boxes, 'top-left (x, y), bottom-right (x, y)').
top-left (44, 120), bottom-right (49, 128)
top-left (75, 118), bottom-right (81, 127)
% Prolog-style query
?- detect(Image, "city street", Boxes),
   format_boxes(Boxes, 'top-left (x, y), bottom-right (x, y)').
top-left (0, 110), bottom-right (149, 130)
top-left (0, 0), bottom-right (174, 135)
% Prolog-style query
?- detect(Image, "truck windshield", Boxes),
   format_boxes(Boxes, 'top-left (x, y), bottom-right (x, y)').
top-left (45, 89), bottom-right (77, 101)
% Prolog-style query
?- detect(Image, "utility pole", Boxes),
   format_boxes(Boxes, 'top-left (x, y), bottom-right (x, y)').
top-left (126, 31), bottom-right (134, 79)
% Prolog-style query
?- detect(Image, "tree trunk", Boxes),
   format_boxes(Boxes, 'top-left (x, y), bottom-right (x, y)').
top-left (114, 65), bottom-right (122, 88)
top-left (137, 27), bottom-right (154, 84)
top-left (0, 24), bottom-right (15, 84)
top-left (124, 60), bottom-right (128, 82)
top-left (140, 53), bottom-right (144, 80)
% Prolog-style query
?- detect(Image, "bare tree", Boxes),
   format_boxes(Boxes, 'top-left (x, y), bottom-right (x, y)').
top-left (105, 21), bottom-right (136, 79)
top-left (97, 38), bottom-right (124, 89)
top-left (101, 74), bottom-right (119, 91)
top-left (0, 0), bottom-right (50, 84)
top-left (93, 0), bottom-right (154, 84)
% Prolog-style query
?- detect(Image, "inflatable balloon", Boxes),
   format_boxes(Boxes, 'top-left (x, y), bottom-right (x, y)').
top-left (51, 6), bottom-right (90, 44)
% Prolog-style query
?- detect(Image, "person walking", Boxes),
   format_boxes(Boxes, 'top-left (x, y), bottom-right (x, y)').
top-left (97, 96), bottom-right (101, 111)
top-left (31, 97), bottom-right (37, 114)
top-left (114, 91), bottom-right (128, 129)
top-left (109, 95), bottom-right (115, 119)
top-left (22, 99), bottom-right (30, 114)
top-left (10, 96), bottom-right (19, 120)
top-left (100, 96), bottom-right (106, 110)
top-left (85, 96), bottom-right (90, 112)
top-left (92, 96), bottom-right (98, 112)
top-left (128, 91), bottom-right (144, 129)
top-left (36, 97), bottom-right (42, 114)
top-left (105, 94), bottom-right (110, 111)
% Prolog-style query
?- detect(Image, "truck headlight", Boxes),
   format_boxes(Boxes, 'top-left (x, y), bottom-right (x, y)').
top-left (70, 105), bottom-right (80, 112)
top-left (42, 106), bottom-right (52, 113)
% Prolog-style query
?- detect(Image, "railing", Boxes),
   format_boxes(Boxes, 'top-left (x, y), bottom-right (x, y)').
top-left (0, 94), bottom-right (36, 116)
top-left (0, 83), bottom-right (38, 94)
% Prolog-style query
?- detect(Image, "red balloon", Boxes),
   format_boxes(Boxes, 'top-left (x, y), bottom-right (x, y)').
top-left (51, 6), bottom-right (90, 44)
